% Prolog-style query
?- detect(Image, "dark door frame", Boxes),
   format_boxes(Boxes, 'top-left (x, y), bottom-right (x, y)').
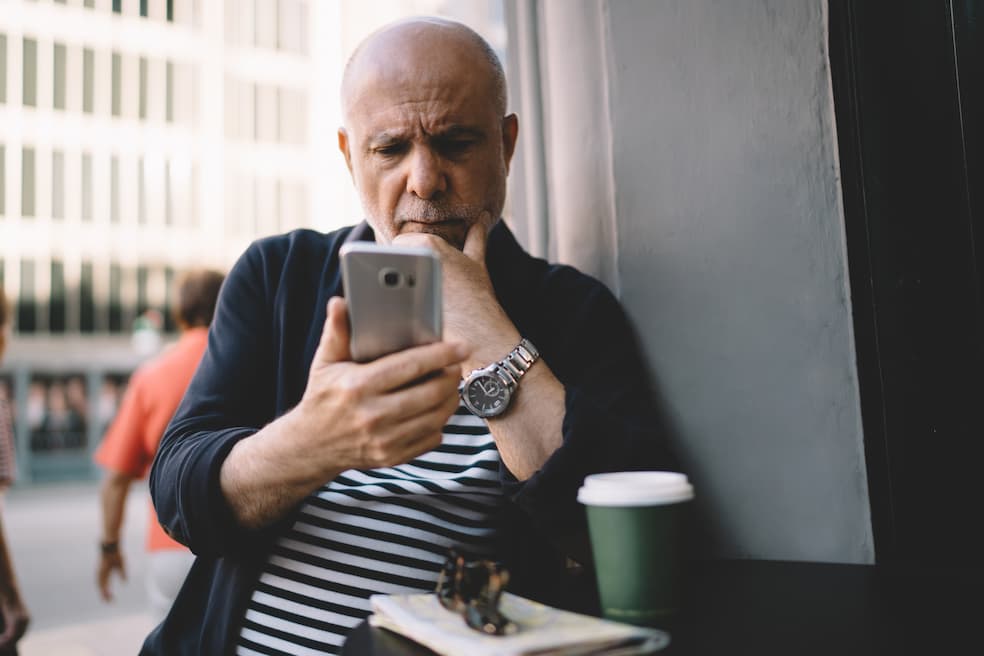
top-left (828, 0), bottom-right (984, 565)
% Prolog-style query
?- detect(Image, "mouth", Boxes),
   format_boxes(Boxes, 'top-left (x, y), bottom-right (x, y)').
top-left (400, 218), bottom-right (467, 233)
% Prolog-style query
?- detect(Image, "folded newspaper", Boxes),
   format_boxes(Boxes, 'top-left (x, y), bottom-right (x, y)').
top-left (369, 592), bottom-right (670, 655)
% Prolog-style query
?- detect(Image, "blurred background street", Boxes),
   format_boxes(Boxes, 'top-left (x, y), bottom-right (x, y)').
top-left (5, 480), bottom-right (157, 656)
top-left (0, 2), bottom-right (505, 653)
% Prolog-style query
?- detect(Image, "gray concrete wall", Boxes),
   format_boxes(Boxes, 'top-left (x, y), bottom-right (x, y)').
top-left (512, 0), bottom-right (873, 562)
top-left (604, 0), bottom-right (872, 562)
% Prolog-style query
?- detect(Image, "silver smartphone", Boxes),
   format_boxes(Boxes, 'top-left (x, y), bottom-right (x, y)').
top-left (340, 242), bottom-right (443, 362)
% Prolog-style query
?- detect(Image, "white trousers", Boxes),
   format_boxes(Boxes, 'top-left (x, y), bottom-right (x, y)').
top-left (146, 549), bottom-right (196, 620)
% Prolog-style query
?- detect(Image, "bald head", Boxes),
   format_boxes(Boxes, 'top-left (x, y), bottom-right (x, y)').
top-left (341, 18), bottom-right (507, 125)
top-left (336, 17), bottom-right (519, 249)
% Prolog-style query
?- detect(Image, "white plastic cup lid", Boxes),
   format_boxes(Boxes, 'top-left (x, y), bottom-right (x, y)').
top-left (577, 471), bottom-right (694, 506)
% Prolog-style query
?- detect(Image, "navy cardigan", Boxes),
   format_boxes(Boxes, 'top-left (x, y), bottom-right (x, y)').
top-left (141, 221), bottom-right (674, 655)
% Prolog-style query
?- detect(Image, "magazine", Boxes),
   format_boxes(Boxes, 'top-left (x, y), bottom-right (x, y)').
top-left (369, 592), bottom-right (670, 655)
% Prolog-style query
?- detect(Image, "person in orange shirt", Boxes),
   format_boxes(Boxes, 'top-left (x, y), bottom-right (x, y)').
top-left (94, 269), bottom-right (224, 619)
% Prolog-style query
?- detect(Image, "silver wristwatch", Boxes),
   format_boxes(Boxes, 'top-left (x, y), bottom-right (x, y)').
top-left (459, 338), bottom-right (540, 418)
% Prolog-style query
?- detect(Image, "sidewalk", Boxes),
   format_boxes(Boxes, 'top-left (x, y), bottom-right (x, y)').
top-left (19, 613), bottom-right (158, 656)
top-left (5, 480), bottom-right (158, 655)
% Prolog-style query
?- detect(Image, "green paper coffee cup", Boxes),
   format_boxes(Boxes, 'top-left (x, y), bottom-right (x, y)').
top-left (578, 471), bottom-right (694, 627)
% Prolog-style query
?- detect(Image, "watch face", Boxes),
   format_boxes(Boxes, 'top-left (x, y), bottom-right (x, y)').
top-left (465, 373), bottom-right (509, 416)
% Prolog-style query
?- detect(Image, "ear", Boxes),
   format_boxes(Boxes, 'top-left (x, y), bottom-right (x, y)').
top-left (501, 114), bottom-right (519, 174)
top-left (338, 127), bottom-right (354, 177)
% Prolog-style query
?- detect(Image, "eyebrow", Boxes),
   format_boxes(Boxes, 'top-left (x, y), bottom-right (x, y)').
top-left (365, 125), bottom-right (487, 150)
top-left (366, 132), bottom-right (407, 149)
top-left (434, 126), bottom-right (486, 141)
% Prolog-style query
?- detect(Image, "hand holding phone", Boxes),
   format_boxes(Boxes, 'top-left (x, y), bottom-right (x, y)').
top-left (340, 242), bottom-right (443, 362)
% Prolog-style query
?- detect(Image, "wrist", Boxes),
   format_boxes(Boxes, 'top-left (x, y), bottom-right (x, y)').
top-left (463, 328), bottom-right (521, 374)
top-left (100, 540), bottom-right (120, 555)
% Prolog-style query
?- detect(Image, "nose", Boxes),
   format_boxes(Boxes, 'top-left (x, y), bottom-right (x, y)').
top-left (405, 146), bottom-right (447, 200)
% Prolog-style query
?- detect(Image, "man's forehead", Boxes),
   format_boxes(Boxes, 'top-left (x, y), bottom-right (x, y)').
top-left (345, 68), bottom-right (495, 135)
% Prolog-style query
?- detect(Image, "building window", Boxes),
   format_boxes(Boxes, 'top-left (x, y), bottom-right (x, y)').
top-left (1, 34), bottom-right (7, 105)
top-left (80, 261), bottom-right (95, 333)
top-left (136, 265), bottom-right (149, 316)
top-left (256, 0), bottom-right (278, 50)
top-left (18, 259), bottom-right (36, 333)
top-left (0, 144), bottom-right (5, 215)
top-left (50, 260), bottom-right (66, 334)
top-left (23, 38), bottom-right (37, 108)
top-left (140, 0), bottom-right (149, 19)
top-left (53, 43), bottom-right (66, 110)
top-left (278, 88), bottom-right (308, 145)
top-left (51, 150), bottom-right (65, 220)
top-left (256, 84), bottom-right (280, 142)
top-left (109, 263), bottom-right (122, 332)
top-left (163, 266), bottom-right (175, 332)
top-left (139, 57), bottom-right (148, 120)
top-left (279, 0), bottom-right (309, 55)
top-left (111, 52), bottom-right (122, 117)
top-left (82, 153), bottom-right (93, 222)
top-left (110, 156), bottom-right (120, 224)
top-left (167, 0), bottom-right (174, 22)
top-left (138, 157), bottom-right (146, 224)
top-left (112, 0), bottom-right (122, 14)
top-left (83, 48), bottom-right (94, 114)
top-left (21, 147), bottom-right (36, 218)
top-left (223, 75), bottom-right (234, 138)
top-left (164, 160), bottom-right (172, 226)
top-left (190, 162), bottom-right (199, 227)
top-left (84, 0), bottom-right (95, 8)
top-left (165, 60), bottom-right (174, 122)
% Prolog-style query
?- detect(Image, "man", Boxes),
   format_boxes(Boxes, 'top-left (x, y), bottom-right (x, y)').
top-left (0, 289), bottom-right (30, 655)
top-left (94, 269), bottom-right (224, 618)
top-left (144, 17), bottom-right (672, 655)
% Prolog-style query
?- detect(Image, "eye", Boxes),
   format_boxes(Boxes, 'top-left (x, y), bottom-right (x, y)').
top-left (373, 142), bottom-right (408, 157)
top-left (438, 139), bottom-right (475, 157)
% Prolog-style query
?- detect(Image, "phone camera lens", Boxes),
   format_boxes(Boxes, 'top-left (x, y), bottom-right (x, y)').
top-left (405, 274), bottom-right (416, 288)
top-left (381, 269), bottom-right (401, 287)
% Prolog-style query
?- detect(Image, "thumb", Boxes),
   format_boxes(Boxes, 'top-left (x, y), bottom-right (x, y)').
top-left (314, 297), bottom-right (352, 364)
top-left (463, 213), bottom-right (490, 263)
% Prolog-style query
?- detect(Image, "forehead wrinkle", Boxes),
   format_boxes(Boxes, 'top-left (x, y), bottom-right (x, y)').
top-left (355, 92), bottom-right (486, 140)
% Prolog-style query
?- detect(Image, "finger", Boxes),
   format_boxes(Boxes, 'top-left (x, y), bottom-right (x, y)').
top-left (381, 378), bottom-right (461, 444)
top-left (463, 212), bottom-right (491, 263)
top-left (99, 575), bottom-right (112, 601)
top-left (98, 564), bottom-right (110, 600)
top-left (119, 559), bottom-right (128, 581)
top-left (377, 364), bottom-right (462, 419)
top-left (363, 341), bottom-right (470, 393)
top-left (375, 406), bottom-right (456, 466)
top-left (313, 297), bottom-right (351, 365)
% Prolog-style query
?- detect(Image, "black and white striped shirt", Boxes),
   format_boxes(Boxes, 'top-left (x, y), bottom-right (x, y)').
top-left (236, 404), bottom-right (502, 655)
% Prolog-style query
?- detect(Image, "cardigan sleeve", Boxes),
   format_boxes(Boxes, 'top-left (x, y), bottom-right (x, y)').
top-left (150, 240), bottom-right (282, 559)
top-left (500, 269), bottom-right (678, 565)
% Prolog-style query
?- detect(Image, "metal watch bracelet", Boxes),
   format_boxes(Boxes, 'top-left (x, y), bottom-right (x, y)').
top-left (496, 338), bottom-right (540, 387)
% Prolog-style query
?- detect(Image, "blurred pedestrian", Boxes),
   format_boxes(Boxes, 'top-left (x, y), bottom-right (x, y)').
top-left (0, 288), bottom-right (30, 655)
top-left (93, 269), bottom-right (224, 619)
